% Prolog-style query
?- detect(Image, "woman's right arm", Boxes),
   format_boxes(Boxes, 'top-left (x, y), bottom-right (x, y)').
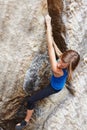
top-left (45, 15), bottom-right (57, 72)
top-left (45, 15), bottom-right (63, 58)
top-left (45, 14), bottom-right (64, 76)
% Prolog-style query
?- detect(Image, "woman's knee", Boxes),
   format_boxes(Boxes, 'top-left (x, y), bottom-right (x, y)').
top-left (27, 98), bottom-right (35, 110)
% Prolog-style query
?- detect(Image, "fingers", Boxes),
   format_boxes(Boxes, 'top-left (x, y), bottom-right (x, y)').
top-left (44, 14), bottom-right (52, 31)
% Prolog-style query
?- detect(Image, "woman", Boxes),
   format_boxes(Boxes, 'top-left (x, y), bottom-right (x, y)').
top-left (15, 14), bottom-right (80, 130)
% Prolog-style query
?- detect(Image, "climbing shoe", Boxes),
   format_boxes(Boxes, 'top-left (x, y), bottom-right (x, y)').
top-left (15, 120), bottom-right (28, 130)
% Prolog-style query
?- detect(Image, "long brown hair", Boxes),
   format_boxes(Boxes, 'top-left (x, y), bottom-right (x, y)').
top-left (60, 50), bottom-right (80, 81)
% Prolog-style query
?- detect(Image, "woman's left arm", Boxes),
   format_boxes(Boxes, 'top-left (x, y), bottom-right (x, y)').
top-left (52, 39), bottom-right (63, 57)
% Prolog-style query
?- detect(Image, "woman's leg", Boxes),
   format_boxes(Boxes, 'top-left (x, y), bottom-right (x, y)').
top-left (24, 83), bottom-right (61, 122)
top-left (16, 84), bottom-right (61, 129)
top-left (25, 109), bottom-right (34, 122)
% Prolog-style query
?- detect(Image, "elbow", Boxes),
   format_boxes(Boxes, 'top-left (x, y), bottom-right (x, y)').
top-left (51, 65), bottom-right (57, 73)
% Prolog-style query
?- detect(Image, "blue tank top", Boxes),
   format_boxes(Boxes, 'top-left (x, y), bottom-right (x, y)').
top-left (50, 68), bottom-right (68, 90)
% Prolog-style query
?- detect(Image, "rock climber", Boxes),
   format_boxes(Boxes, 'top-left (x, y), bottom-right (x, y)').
top-left (15, 14), bottom-right (80, 130)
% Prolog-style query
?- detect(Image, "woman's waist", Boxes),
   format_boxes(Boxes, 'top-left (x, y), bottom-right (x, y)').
top-left (51, 75), bottom-right (67, 82)
top-left (50, 81), bottom-right (65, 90)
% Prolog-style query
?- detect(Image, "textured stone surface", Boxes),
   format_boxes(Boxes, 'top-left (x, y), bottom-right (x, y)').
top-left (0, 0), bottom-right (48, 129)
top-left (0, 0), bottom-right (87, 130)
top-left (42, 0), bottom-right (87, 130)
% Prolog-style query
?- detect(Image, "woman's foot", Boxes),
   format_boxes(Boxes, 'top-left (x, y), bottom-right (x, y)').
top-left (15, 120), bottom-right (28, 130)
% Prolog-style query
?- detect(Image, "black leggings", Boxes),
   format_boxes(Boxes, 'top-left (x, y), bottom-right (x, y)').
top-left (27, 83), bottom-right (61, 110)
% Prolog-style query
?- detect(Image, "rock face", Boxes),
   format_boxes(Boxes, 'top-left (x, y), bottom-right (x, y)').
top-left (0, 0), bottom-right (48, 129)
top-left (0, 0), bottom-right (87, 130)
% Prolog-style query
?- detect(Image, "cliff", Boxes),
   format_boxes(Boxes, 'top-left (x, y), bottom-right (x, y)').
top-left (0, 0), bottom-right (87, 130)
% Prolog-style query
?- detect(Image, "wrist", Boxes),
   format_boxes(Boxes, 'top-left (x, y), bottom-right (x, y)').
top-left (46, 23), bottom-right (52, 29)
top-left (46, 21), bottom-right (51, 26)
top-left (47, 26), bottom-right (52, 33)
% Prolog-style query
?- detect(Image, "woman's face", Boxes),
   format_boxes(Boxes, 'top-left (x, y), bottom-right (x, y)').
top-left (57, 59), bottom-right (69, 69)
